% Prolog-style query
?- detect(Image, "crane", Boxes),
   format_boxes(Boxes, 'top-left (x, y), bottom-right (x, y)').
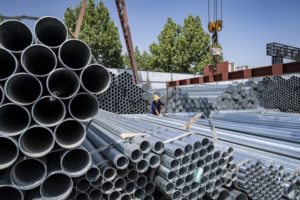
top-left (207, 0), bottom-right (223, 70)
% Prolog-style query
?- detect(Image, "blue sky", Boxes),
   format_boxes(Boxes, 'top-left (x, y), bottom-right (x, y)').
top-left (1, 0), bottom-right (300, 68)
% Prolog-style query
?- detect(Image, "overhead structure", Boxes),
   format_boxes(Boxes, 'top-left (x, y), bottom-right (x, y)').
top-left (267, 42), bottom-right (300, 64)
top-left (116, 0), bottom-right (140, 84)
top-left (207, 0), bottom-right (223, 67)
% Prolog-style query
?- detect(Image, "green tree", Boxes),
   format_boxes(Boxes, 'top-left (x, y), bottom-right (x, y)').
top-left (150, 15), bottom-right (222, 73)
top-left (122, 47), bottom-right (154, 71)
top-left (64, 0), bottom-right (123, 68)
top-left (150, 18), bottom-right (181, 72)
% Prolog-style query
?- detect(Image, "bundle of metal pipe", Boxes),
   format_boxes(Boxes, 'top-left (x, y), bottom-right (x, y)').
top-left (87, 110), bottom-right (239, 200)
top-left (254, 75), bottom-right (300, 113)
top-left (78, 111), bottom-right (161, 199)
top-left (160, 111), bottom-right (300, 199)
top-left (0, 17), bottom-right (111, 199)
top-left (97, 71), bottom-right (149, 114)
top-left (161, 87), bottom-right (215, 116)
top-left (214, 81), bottom-right (259, 111)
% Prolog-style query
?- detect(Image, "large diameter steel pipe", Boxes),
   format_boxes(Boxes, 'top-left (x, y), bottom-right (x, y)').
top-left (10, 158), bottom-right (46, 190)
top-left (0, 48), bottom-right (18, 81)
top-left (80, 64), bottom-right (111, 94)
top-left (47, 68), bottom-right (80, 99)
top-left (0, 103), bottom-right (31, 136)
top-left (0, 185), bottom-right (23, 200)
top-left (59, 39), bottom-right (91, 71)
top-left (54, 119), bottom-right (85, 149)
top-left (61, 148), bottom-right (92, 177)
top-left (0, 20), bottom-right (33, 54)
top-left (69, 93), bottom-right (99, 121)
top-left (5, 73), bottom-right (42, 105)
top-left (34, 16), bottom-right (68, 49)
top-left (21, 44), bottom-right (57, 77)
top-left (19, 126), bottom-right (55, 158)
top-left (40, 172), bottom-right (73, 200)
top-left (0, 136), bottom-right (19, 170)
top-left (32, 96), bottom-right (66, 127)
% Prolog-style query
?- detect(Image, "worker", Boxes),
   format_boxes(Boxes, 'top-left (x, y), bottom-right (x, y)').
top-left (151, 95), bottom-right (164, 116)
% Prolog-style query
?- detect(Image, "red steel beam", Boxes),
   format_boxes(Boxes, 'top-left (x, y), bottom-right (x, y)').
top-left (166, 61), bottom-right (300, 87)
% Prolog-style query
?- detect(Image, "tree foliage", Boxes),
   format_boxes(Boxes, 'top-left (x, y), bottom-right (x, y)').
top-left (64, 0), bottom-right (123, 68)
top-left (150, 15), bottom-right (221, 73)
top-left (123, 47), bottom-right (155, 71)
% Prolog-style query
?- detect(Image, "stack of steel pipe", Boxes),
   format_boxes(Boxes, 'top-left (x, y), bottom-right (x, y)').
top-left (89, 110), bottom-right (239, 200)
top-left (214, 81), bottom-right (259, 111)
top-left (156, 111), bottom-right (300, 199)
top-left (161, 87), bottom-right (215, 116)
top-left (80, 110), bottom-right (163, 200)
top-left (97, 71), bottom-right (149, 114)
top-left (254, 75), bottom-right (300, 113)
top-left (0, 17), bottom-right (111, 199)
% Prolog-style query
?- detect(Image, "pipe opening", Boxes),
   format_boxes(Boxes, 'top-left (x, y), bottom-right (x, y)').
top-left (5, 73), bottom-right (42, 105)
top-left (149, 154), bottom-right (160, 168)
top-left (103, 167), bottom-right (116, 180)
top-left (0, 136), bottom-right (18, 170)
top-left (55, 119), bottom-right (85, 149)
top-left (139, 140), bottom-right (151, 153)
top-left (76, 178), bottom-right (90, 192)
top-left (0, 20), bottom-right (33, 52)
top-left (81, 64), bottom-right (111, 94)
top-left (19, 126), bottom-right (54, 157)
top-left (210, 189), bottom-right (219, 199)
top-left (191, 152), bottom-right (199, 161)
top-left (61, 148), bottom-right (91, 176)
top-left (86, 167), bottom-right (100, 182)
top-left (168, 171), bottom-right (177, 180)
top-left (136, 159), bottom-right (149, 173)
top-left (0, 104), bottom-right (30, 136)
top-left (114, 178), bottom-right (126, 190)
top-left (59, 40), bottom-right (91, 70)
top-left (154, 141), bottom-right (164, 153)
top-left (127, 169), bottom-right (139, 181)
top-left (116, 155), bottom-right (129, 169)
top-left (69, 93), bottom-right (98, 121)
top-left (171, 159), bottom-right (179, 169)
top-left (130, 149), bottom-right (142, 162)
top-left (188, 192), bottom-right (196, 200)
top-left (145, 182), bottom-right (155, 194)
top-left (101, 181), bottom-right (113, 194)
top-left (120, 194), bottom-right (132, 200)
top-left (175, 177), bottom-right (184, 188)
top-left (217, 189), bottom-right (229, 200)
top-left (75, 193), bottom-right (88, 200)
top-left (125, 181), bottom-right (136, 194)
top-left (182, 185), bottom-right (191, 195)
top-left (188, 163), bottom-right (196, 172)
top-left (198, 186), bottom-right (206, 196)
top-left (32, 96), bottom-right (65, 127)
top-left (89, 188), bottom-right (102, 200)
top-left (165, 182), bottom-right (175, 193)
top-left (0, 48), bottom-right (17, 81)
top-left (0, 186), bottom-right (23, 200)
top-left (174, 148), bottom-right (183, 158)
top-left (21, 45), bottom-right (56, 76)
top-left (47, 69), bottom-right (80, 99)
top-left (184, 144), bottom-right (193, 154)
top-left (40, 173), bottom-right (72, 199)
top-left (199, 149), bottom-right (207, 158)
top-left (109, 191), bottom-right (121, 200)
top-left (35, 17), bottom-right (67, 48)
top-left (185, 174), bottom-right (193, 184)
top-left (207, 144), bottom-right (214, 153)
top-left (180, 155), bottom-right (190, 165)
top-left (134, 188), bottom-right (145, 199)
top-left (137, 176), bottom-right (147, 188)
top-left (178, 167), bottom-right (187, 177)
top-left (197, 159), bottom-right (205, 168)
top-left (11, 158), bottom-right (46, 190)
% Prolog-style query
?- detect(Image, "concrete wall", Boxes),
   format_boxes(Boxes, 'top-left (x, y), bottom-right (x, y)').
top-left (107, 68), bottom-right (197, 89)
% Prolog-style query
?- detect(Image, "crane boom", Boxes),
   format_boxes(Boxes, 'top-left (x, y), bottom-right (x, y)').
top-left (115, 0), bottom-right (140, 84)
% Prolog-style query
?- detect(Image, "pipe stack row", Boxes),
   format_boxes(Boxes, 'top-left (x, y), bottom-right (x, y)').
top-left (162, 87), bottom-right (215, 116)
top-left (254, 75), bottom-right (300, 113)
top-left (97, 71), bottom-right (149, 114)
top-left (82, 110), bottom-right (164, 200)
top-left (0, 17), bottom-right (111, 199)
top-left (89, 110), bottom-right (243, 200)
top-left (214, 81), bottom-right (259, 111)
top-left (159, 111), bottom-right (300, 199)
